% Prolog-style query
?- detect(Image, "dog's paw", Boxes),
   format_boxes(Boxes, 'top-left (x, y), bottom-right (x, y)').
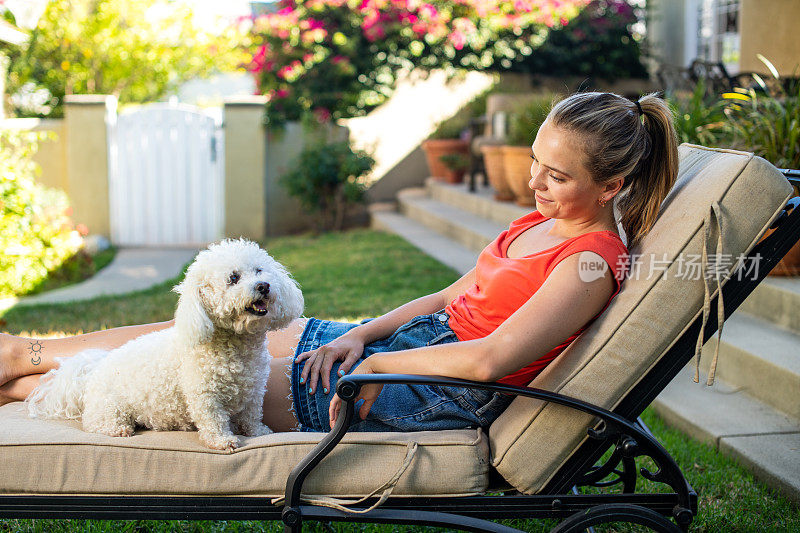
top-left (201, 432), bottom-right (239, 451)
top-left (244, 423), bottom-right (273, 437)
top-left (89, 424), bottom-right (135, 438)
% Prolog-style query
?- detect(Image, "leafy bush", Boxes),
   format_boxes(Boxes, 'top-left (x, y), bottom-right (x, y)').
top-left (430, 114), bottom-right (470, 140)
top-left (246, 1), bottom-right (599, 128)
top-left (0, 130), bottom-right (83, 297)
top-left (280, 141), bottom-right (375, 232)
top-left (667, 80), bottom-right (729, 146)
top-left (506, 94), bottom-right (555, 146)
top-left (439, 152), bottom-right (469, 170)
top-left (2, 0), bottom-right (245, 118)
top-left (723, 58), bottom-right (800, 169)
top-left (516, 0), bottom-right (648, 81)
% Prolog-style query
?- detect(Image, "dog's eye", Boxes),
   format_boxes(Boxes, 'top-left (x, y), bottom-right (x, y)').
top-left (255, 268), bottom-right (262, 274)
top-left (228, 272), bottom-right (240, 285)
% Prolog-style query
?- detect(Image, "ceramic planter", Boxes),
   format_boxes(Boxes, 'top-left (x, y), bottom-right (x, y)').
top-left (500, 145), bottom-right (536, 206)
top-left (421, 139), bottom-right (469, 181)
top-left (481, 144), bottom-right (514, 201)
top-left (765, 185), bottom-right (800, 276)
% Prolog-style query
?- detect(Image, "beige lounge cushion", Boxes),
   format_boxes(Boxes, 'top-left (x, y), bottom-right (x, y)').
top-left (489, 144), bottom-right (794, 494)
top-left (0, 402), bottom-right (489, 497)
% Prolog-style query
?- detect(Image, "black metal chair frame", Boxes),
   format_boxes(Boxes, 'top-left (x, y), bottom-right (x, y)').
top-left (2, 172), bottom-right (799, 532)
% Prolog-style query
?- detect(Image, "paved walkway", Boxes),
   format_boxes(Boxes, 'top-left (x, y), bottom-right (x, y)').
top-left (0, 247), bottom-right (199, 311)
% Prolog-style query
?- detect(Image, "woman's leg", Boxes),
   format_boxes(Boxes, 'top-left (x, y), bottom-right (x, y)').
top-left (0, 320), bottom-right (176, 395)
top-left (261, 318), bottom-right (307, 432)
top-left (1, 317), bottom-right (309, 433)
top-left (0, 374), bottom-right (41, 406)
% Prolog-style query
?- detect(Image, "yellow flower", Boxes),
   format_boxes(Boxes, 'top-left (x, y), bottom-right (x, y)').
top-left (61, 61), bottom-right (71, 70)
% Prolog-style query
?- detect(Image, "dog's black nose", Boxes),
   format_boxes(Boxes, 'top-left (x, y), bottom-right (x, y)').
top-left (255, 282), bottom-right (270, 295)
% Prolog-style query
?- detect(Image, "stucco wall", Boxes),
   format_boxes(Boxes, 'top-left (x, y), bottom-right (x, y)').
top-left (740, 0), bottom-right (800, 75)
top-left (0, 118), bottom-right (67, 194)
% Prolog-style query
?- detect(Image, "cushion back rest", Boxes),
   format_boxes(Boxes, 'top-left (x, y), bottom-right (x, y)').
top-left (488, 144), bottom-right (794, 494)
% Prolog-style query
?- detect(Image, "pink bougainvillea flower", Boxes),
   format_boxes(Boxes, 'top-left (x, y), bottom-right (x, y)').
top-left (313, 107), bottom-right (332, 123)
top-left (419, 3), bottom-right (438, 20)
top-left (277, 65), bottom-right (293, 79)
top-left (448, 29), bottom-right (466, 50)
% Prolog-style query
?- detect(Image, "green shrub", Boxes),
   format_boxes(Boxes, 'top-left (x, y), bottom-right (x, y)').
top-left (667, 79), bottom-right (729, 147)
top-left (723, 57), bottom-right (800, 169)
top-left (0, 129), bottom-right (83, 297)
top-left (506, 94), bottom-right (555, 147)
top-left (280, 141), bottom-right (375, 233)
top-left (430, 114), bottom-right (471, 140)
top-left (439, 152), bottom-right (469, 171)
top-left (513, 0), bottom-right (649, 81)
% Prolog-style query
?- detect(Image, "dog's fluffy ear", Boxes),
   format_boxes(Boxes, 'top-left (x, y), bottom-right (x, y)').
top-left (271, 268), bottom-right (305, 330)
top-left (173, 279), bottom-right (214, 345)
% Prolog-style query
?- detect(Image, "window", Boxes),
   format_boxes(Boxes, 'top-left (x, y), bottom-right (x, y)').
top-left (697, 0), bottom-right (741, 73)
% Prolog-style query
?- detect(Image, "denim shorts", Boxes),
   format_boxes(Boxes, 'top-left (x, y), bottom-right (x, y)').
top-left (291, 311), bottom-right (514, 432)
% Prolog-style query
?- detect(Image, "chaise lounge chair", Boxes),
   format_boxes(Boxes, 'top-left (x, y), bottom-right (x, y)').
top-left (1, 144), bottom-right (799, 532)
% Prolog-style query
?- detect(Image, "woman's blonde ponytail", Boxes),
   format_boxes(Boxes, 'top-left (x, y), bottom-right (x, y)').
top-left (549, 92), bottom-right (679, 248)
top-left (618, 95), bottom-right (679, 248)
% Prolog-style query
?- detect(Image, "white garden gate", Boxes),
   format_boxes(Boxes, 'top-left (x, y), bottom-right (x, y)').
top-left (108, 102), bottom-right (224, 246)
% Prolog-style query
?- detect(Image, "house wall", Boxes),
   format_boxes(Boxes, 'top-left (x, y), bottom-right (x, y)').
top-left (646, 0), bottom-right (689, 68)
top-left (0, 118), bottom-right (67, 194)
top-left (740, 0), bottom-right (800, 75)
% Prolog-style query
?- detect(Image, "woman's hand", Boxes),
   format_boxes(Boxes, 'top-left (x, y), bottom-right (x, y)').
top-left (295, 331), bottom-right (366, 395)
top-left (329, 358), bottom-right (384, 428)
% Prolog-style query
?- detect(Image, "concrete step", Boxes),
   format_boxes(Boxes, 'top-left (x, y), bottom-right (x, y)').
top-left (425, 178), bottom-right (530, 227)
top-left (653, 367), bottom-right (800, 505)
top-left (370, 207), bottom-right (478, 275)
top-left (397, 188), bottom-right (508, 254)
top-left (738, 276), bottom-right (800, 336)
top-left (697, 310), bottom-right (800, 420)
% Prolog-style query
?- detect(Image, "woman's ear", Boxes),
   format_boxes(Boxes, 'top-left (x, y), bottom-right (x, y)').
top-left (173, 278), bottom-right (214, 346)
top-left (604, 175), bottom-right (625, 199)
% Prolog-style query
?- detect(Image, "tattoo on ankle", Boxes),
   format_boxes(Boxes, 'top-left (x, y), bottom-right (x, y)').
top-left (29, 341), bottom-right (43, 365)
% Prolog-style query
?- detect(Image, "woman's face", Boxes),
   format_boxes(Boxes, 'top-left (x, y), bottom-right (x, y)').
top-left (529, 119), bottom-right (609, 220)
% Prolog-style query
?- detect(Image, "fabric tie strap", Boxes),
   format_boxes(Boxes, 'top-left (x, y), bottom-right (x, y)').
top-left (272, 441), bottom-right (418, 514)
top-left (693, 201), bottom-right (725, 386)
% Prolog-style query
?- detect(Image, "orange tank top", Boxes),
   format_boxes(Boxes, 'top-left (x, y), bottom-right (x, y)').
top-left (445, 210), bottom-right (629, 387)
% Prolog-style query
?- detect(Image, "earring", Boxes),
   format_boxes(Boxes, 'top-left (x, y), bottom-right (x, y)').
top-left (598, 198), bottom-right (607, 207)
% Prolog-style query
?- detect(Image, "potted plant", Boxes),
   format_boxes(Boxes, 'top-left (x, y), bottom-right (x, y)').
top-left (724, 57), bottom-right (800, 275)
top-left (438, 152), bottom-right (470, 184)
top-left (422, 117), bottom-right (470, 181)
top-left (501, 94), bottom-right (554, 206)
top-left (481, 140), bottom-right (514, 201)
top-left (280, 141), bottom-right (375, 233)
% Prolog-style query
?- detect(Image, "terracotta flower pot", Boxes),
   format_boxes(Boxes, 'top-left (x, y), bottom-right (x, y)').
top-left (421, 139), bottom-right (469, 181)
top-left (481, 144), bottom-right (514, 201)
top-left (501, 145), bottom-right (536, 206)
top-left (770, 242), bottom-right (800, 275)
top-left (761, 190), bottom-right (800, 276)
top-left (441, 167), bottom-right (466, 184)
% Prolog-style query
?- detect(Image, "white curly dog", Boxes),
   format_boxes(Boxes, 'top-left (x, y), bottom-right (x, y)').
top-left (24, 238), bottom-right (304, 451)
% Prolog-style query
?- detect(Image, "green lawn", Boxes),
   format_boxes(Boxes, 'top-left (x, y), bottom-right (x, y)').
top-left (1, 229), bottom-right (798, 532)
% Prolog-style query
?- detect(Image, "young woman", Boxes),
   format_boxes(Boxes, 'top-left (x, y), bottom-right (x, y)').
top-left (0, 91), bottom-right (678, 434)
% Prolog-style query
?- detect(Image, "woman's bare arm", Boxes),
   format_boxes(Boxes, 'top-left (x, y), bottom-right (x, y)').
top-left (298, 268), bottom-right (477, 394)
top-left (365, 253), bottom-right (613, 380)
top-left (330, 252), bottom-right (616, 423)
